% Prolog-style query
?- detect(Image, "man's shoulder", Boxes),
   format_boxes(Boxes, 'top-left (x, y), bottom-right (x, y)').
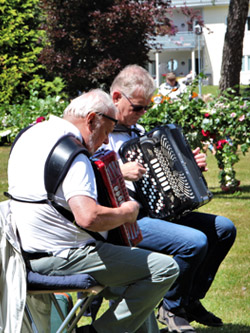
top-left (134, 124), bottom-right (145, 134)
top-left (160, 82), bottom-right (168, 88)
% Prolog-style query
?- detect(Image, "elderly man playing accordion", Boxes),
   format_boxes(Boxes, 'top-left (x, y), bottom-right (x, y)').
top-left (101, 65), bottom-right (236, 333)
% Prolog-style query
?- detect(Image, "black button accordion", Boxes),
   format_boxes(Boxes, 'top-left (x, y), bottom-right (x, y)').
top-left (119, 124), bottom-right (213, 220)
top-left (91, 149), bottom-right (143, 247)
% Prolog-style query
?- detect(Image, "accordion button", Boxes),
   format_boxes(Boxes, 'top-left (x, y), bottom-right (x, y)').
top-left (159, 177), bottom-right (167, 182)
top-left (150, 158), bottom-right (158, 164)
top-left (152, 163), bottom-right (160, 169)
top-left (163, 186), bottom-right (171, 191)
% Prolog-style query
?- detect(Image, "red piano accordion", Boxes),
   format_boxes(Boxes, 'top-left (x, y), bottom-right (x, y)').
top-left (91, 149), bottom-right (143, 247)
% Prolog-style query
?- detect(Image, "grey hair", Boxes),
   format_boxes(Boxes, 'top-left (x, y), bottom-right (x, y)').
top-left (110, 64), bottom-right (155, 99)
top-left (64, 88), bottom-right (117, 118)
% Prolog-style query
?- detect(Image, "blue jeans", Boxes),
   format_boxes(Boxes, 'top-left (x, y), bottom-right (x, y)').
top-left (137, 211), bottom-right (236, 311)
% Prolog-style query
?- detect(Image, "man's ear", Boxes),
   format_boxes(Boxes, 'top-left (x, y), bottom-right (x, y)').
top-left (86, 112), bottom-right (96, 132)
top-left (112, 91), bottom-right (122, 105)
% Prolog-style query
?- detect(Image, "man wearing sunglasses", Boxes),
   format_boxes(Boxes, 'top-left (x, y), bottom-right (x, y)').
top-left (102, 65), bottom-right (236, 333)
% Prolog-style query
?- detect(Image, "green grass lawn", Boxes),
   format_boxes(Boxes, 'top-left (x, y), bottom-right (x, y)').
top-left (190, 150), bottom-right (250, 332)
top-left (1, 144), bottom-right (249, 332)
top-left (191, 84), bottom-right (250, 98)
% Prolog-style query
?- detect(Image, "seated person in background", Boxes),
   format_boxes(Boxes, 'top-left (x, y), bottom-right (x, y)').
top-left (7, 89), bottom-right (179, 333)
top-left (159, 72), bottom-right (187, 99)
top-left (102, 65), bottom-right (236, 333)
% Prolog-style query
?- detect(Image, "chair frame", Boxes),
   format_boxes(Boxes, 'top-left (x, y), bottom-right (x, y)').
top-left (26, 282), bottom-right (104, 332)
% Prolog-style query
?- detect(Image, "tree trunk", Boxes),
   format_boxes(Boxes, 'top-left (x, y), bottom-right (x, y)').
top-left (219, 0), bottom-right (249, 94)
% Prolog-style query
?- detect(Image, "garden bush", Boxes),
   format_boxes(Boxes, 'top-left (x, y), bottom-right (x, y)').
top-left (1, 78), bottom-right (249, 191)
top-left (0, 77), bottom-right (68, 140)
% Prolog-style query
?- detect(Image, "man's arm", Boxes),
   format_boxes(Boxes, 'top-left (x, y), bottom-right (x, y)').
top-left (68, 195), bottom-right (139, 232)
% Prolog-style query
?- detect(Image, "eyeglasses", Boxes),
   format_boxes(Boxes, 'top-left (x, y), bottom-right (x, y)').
top-left (96, 112), bottom-right (118, 125)
top-left (122, 92), bottom-right (150, 112)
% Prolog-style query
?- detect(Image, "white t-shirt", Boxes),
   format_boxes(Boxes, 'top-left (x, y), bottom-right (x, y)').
top-left (158, 81), bottom-right (187, 99)
top-left (8, 115), bottom-right (107, 257)
top-left (102, 124), bottom-right (145, 194)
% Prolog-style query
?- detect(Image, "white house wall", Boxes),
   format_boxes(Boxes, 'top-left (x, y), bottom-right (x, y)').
top-left (203, 5), bottom-right (228, 85)
top-left (242, 10), bottom-right (250, 84)
top-left (149, 2), bottom-right (250, 87)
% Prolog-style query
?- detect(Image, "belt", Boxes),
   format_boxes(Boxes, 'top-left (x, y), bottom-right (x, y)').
top-left (22, 243), bottom-right (97, 261)
top-left (22, 250), bottom-right (54, 260)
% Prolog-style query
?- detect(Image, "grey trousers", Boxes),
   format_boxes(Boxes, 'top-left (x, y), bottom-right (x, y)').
top-left (29, 241), bottom-right (179, 333)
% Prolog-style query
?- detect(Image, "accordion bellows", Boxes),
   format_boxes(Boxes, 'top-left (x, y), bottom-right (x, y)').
top-left (119, 125), bottom-right (213, 221)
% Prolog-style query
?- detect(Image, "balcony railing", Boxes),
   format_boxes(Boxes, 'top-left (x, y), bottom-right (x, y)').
top-left (150, 32), bottom-right (204, 51)
top-left (172, 0), bottom-right (229, 7)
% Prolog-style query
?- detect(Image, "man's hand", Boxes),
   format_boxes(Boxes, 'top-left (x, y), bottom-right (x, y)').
top-left (120, 161), bottom-right (146, 181)
top-left (193, 147), bottom-right (208, 172)
top-left (120, 201), bottom-right (140, 224)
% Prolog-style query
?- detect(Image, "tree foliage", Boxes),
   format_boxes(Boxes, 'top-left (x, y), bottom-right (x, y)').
top-left (39, 0), bottom-right (173, 96)
top-left (219, 0), bottom-right (249, 94)
top-left (0, 0), bottom-right (46, 104)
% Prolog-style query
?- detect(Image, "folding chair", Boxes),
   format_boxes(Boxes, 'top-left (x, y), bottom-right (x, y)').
top-left (0, 200), bottom-right (104, 332)
top-left (26, 270), bottom-right (104, 332)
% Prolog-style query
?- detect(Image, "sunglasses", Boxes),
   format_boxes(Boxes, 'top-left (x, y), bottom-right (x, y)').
top-left (96, 112), bottom-right (118, 125)
top-left (122, 92), bottom-right (150, 112)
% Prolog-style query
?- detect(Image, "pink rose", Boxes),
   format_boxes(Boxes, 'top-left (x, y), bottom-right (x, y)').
top-left (216, 139), bottom-right (228, 150)
top-left (202, 129), bottom-right (210, 137)
top-left (36, 116), bottom-right (45, 123)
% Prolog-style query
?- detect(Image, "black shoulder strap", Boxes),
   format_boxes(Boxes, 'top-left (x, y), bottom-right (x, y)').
top-left (113, 124), bottom-right (142, 137)
top-left (44, 135), bottom-right (90, 200)
top-left (44, 135), bottom-right (106, 242)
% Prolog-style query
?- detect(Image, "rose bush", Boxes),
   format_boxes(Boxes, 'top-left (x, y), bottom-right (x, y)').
top-left (139, 84), bottom-right (250, 192)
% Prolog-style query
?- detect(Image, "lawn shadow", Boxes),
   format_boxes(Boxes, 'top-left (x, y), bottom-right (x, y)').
top-left (195, 324), bottom-right (250, 333)
top-left (195, 323), bottom-right (250, 332)
top-left (160, 323), bottom-right (250, 333)
top-left (209, 185), bottom-right (250, 200)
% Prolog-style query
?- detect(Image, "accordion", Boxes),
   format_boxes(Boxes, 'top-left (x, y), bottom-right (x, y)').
top-left (91, 149), bottom-right (143, 247)
top-left (119, 124), bottom-right (213, 220)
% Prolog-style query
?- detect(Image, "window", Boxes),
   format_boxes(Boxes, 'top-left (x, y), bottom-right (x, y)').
top-left (242, 57), bottom-right (245, 71)
top-left (241, 56), bottom-right (250, 71)
top-left (151, 61), bottom-right (156, 77)
top-left (247, 17), bottom-right (250, 31)
top-left (167, 59), bottom-right (178, 72)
